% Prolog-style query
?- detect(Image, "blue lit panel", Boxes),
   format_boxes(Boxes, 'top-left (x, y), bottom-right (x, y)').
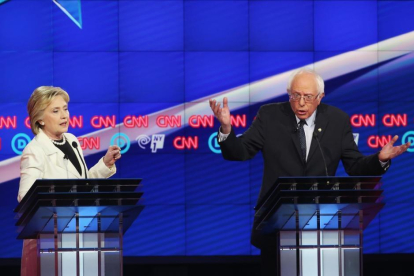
top-left (0, 52), bottom-right (53, 102)
top-left (53, 52), bottom-right (119, 103)
top-left (118, 153), bottom-right (185, 205)
top-left (250, 52), bottom-right (314, 84)
top-left (379, 2), bottom-right (414, 49)
top-left (0, 1), bottom-right (52, 51)
top-left (377, 203), bottom-right (414, 253)
top-left (123, 205), bottom-right (186, 256)
top-left (0, 205), bottom-right (22, 258)
top-left (185, 154), bottom-right (250, 204)
top-left (363, 214), bottom-right (380, 254)
top-left (119, 1), bottom-right (183, 51)
top-left (184, 1), bottom-right (248, 51)
top-left (186, 205), bottom-right (251, 255)
top-left (250, 1), bottom-right (313, 51)
top-left (378, 52), bottom-right (414, 102)
top-left (0, 179), bottom-right (20, 258)
top-left (314, 1), bottom-right (377, 51)
top-left (119, 52), bottom-right (184, 103)
top-left (185, 52), bottom-right (249, 102)
top-left (53, 1), bottom-right (118, 51)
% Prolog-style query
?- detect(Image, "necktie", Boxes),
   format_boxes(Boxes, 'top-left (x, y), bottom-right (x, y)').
top-left (298, 120), bottom-right (307, 162)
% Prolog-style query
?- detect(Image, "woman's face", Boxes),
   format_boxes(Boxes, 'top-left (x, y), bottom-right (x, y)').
top-left (40, 95), bottom-right (69, 140)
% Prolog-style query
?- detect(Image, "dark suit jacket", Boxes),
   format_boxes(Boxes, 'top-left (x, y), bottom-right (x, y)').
top-left (219, 102), bottom-right (388, 249)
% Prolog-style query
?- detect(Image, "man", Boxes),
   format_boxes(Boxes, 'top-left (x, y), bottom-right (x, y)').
top-left (209, 68), bottom-right (410, 275)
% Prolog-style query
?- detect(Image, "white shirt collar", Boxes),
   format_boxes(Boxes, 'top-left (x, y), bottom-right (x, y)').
top-left (295, 110), bottom-right (317, 127)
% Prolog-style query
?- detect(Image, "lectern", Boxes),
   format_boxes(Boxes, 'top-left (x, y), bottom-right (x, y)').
top-left (255, 176), bottom-right (384, 276)
top-left (14, 179), bottom-right (144, 276)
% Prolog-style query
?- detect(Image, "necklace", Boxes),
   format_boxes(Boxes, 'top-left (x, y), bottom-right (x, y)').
top-left (51, 135), bottom-right (66, 146)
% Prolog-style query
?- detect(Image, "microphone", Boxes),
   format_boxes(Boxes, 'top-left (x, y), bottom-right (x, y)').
top-left (293, 123), bottom-right (299, 133)
top-left (313, 131), bottom-right (329, 182)
top-left (72, 141), bottom-right (88, 179)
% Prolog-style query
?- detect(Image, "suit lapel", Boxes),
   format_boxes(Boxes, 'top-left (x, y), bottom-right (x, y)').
top-left (36, 130), bottom-right (66, 170)
top-left (308, 105), bottom-right (329, 161)
top-left (36, 130), bottom-right (82, 178)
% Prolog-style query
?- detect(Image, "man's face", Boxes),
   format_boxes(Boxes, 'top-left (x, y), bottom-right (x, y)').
top-left (289, 73), bottom-right (324, 120)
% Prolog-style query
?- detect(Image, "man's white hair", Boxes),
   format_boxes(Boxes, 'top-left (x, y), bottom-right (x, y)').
top-left (287, 68), bottom-right (325, 95)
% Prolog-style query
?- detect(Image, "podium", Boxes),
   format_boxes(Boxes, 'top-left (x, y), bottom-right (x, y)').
top-left (14, 179), bottom-right (144, 276)
top-left (255, 176), bottom-right (384, 276)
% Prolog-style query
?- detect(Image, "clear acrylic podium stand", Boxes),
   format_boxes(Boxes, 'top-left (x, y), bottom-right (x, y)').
top-left (255, 176), bottom-right (384, 276)
top-left (14, 179), bottom-right (144, 276)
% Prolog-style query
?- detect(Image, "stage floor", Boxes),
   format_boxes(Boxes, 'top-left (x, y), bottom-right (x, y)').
top-left (0, 254), bottom-right (412, 276)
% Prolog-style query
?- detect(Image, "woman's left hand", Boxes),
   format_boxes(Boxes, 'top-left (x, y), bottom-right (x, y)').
top-left (103, 145), bottom-right (122, 167)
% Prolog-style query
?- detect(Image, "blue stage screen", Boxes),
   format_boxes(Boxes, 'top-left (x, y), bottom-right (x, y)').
top-left (1, 0), bottom-right (414, 258)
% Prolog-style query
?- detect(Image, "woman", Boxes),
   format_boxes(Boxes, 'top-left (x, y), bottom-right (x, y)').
top-left (18, 86), bottom-right (121, 276)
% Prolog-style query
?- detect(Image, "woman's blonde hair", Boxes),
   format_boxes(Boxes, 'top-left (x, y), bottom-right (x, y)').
top-left (27, 86), bottom-right (70, 135)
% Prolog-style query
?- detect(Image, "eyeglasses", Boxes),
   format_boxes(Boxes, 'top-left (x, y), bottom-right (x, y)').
top-left (288, 93), bottom-right (320, 102)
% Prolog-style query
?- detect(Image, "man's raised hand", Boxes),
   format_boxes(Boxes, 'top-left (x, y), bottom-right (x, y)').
top-left (209, 97), bottom-right (231, 134)
top-left (379, 135), bottom-right (411, 162)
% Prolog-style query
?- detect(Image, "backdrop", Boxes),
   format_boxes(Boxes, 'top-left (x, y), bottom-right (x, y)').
top-left (0, 0), bottom-right (414, 257)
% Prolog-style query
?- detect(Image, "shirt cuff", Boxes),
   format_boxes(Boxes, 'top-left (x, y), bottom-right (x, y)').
top-left (102, 157), bottom-right (116, 171)
top-left (379, 159), bottom-right (390, 171)
top-left (218, 129), bottom-right (230, 142)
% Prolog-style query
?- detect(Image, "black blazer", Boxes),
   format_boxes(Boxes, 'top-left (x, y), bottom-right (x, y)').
top-left (219, 102), bottom-right (388, 248)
